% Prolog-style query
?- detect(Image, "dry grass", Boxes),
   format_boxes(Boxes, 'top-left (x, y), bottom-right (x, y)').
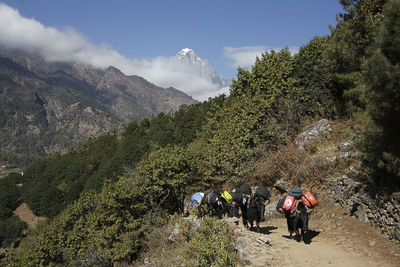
top-left (129, 218), bottom-right (188, 267)
top-left (128, 216), bottom-right (238, 267)
top-left (251, 143), bottom-right (311, 185)
top-left (249, 118), bottom-right (357, 188)
top-left (13, 203), bottom-right (46, 229)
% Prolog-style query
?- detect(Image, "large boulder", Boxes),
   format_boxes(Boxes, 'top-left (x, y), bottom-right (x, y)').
top-left (274, 180), bottom-right (290, 193)
top-left (265, 199), bottom-right (281, 218)
top-left (295, 119), bottom-right (332, 151)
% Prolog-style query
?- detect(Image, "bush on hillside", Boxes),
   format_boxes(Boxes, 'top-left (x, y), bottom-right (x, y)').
top-left (0, 216), bottom-right (27, 248)
top-left (0, 176), bottom-right (21, 219)
top-left (183, 217), bottom-right (238, 266)
top-left (293, 36), bottom-right (337, 117)
top-left (5, 144), bottom-right (199, 266)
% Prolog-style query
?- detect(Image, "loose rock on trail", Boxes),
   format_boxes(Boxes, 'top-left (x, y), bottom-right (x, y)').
top-left (224, 200), bottom-right (400, 267)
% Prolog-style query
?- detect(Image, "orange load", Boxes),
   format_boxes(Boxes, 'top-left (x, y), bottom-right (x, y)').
top-left (301, 191), bottom-right (318, 208)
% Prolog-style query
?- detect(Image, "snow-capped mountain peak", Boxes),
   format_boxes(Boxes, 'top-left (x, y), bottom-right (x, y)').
top-left (179, 48), bottom-right (194, 55)
top-left (177, 48), bottom-right (202, 63)
top-left (176, 48), bottom-right (231, 92)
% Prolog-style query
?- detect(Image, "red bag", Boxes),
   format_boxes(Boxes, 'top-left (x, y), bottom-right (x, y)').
top-left (276, 196), bottom-right (286, 213)
top-left (282, 195), bottom-right (297, 212)
top-left (301, 191), bottom-right (318, 208)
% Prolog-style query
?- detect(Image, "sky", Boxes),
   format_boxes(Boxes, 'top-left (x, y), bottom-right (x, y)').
top-left (0, 0), bottom-right (344, 101)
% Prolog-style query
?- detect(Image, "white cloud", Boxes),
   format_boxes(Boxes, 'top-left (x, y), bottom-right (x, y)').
top-left (0, 3), bottom-right (221, 101)
top-left (224, 46), bottom-right (299, 69)
top-left (224, 46), bottom-right (267, 68)
top-left (127, 57), bottom-right (225, 101)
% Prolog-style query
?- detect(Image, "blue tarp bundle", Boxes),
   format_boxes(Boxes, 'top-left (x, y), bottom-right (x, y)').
top-left (189, 192), bottom-right (204, 208)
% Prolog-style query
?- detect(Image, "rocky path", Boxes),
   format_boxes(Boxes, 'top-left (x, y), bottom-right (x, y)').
top-left (225, 201), bottom-right (400, 267)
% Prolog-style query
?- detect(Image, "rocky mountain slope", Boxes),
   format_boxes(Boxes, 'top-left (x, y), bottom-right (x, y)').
top-left (0, 48), bottom-right (197, 170)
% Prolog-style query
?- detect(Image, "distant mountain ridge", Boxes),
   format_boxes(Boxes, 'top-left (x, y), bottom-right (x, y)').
top-left (0, 48), bottom-right (197, 169)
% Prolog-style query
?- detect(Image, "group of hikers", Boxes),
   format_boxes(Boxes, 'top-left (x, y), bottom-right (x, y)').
top-left (186, 185), bottom-right (318, 242)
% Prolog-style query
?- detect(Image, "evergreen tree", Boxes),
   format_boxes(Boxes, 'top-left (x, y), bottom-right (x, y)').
top-left (361, 0), bottom-right (400, 185)
top-left (293, 36), bottom-right (337, 117)
top-left (205, 49), bottom-right (301, 182)
top-left (0, 177), bottom-right (20, 219)
top-left (328, 0), bottom-right (386, 113)
top-left (0, 216), bottom-right (27, 248)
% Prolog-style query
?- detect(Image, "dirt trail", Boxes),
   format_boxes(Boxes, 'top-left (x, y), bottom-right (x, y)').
top-left (225, 201), bottom-right (400, 267)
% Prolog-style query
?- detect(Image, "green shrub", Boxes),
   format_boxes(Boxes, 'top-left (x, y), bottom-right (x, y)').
top-left (0, 177), bottom-right (21, 219)
top-left (183, 217), bottom-right (238, 267)
top-left (0, 216), bottom-right (27, 248)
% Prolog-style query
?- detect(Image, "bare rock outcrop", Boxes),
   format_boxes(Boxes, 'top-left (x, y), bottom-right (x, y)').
top-left (295, 119), bottom-right (331, 151)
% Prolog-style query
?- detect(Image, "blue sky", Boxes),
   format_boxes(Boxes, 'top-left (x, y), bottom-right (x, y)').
top-left (0, 0), bottom-right (343, 100)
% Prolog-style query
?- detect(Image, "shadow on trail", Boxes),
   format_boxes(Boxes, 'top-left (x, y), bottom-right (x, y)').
top-left (304, 230), bottom-right (320, 244)
top-left (249, 226), bottom-right (278, 235)
top-left (282, 230), bottom-right (320, 244)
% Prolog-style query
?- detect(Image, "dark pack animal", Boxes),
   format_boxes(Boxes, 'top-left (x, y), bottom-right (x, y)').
top-left (246, 195), bottom-right (266, 232)
top-left (246, 186), bottom-right (270, 232)
top-left (254, 186), bottom-right (271, 206)
top-left (198, 189), bottom-right (226, 219)
top-left (284, 201), bottom-right (309, 242)
top-left (228, 185), bottom-right (271, 232)
top-left (227, 185), bottom-right (252, 224)
top-left (228, 191), bottom-right (246, 219)
top-left (238, 184), bottom-right (252, 195)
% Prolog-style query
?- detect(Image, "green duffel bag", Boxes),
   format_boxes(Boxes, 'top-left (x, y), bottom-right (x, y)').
top-left (288, 188), bottom-right (303, 199)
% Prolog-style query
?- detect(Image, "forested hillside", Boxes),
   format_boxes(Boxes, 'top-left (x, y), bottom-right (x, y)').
top-left (1, 0), bottom-right (399, 265)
